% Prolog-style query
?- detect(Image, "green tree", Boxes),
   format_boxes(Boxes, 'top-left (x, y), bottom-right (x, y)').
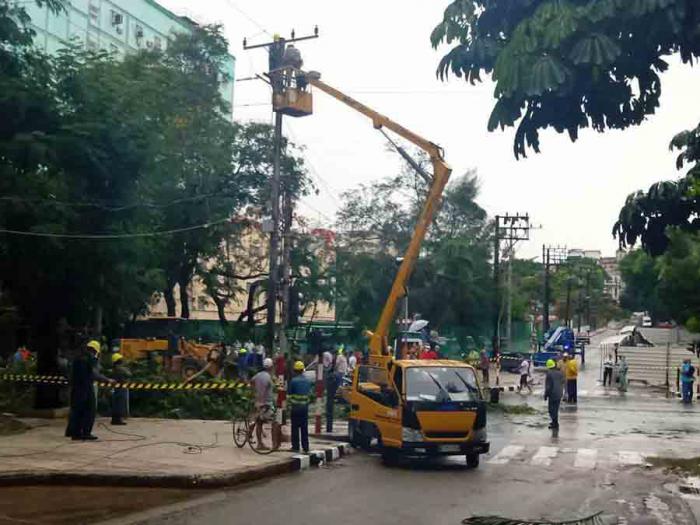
top-left (618, 249), bottom-right (667, 320)
top-left (335, 163), bottom-right (493, 338)
top-left (656, 229), bottom-right (700, 327)
top-left (432, 0), bottom-right (700, 158)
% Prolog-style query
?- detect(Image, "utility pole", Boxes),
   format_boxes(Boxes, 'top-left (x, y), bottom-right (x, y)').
top-left (243, 28), bottom-right (319, 352)
top-left (493, 214), bottom-right (530, 353)
top-left (279, 186), bottom-right (293, 353)
top-left (542, 245), bottom-right (567, 333)
top-left (565, 277), bottom-right (572, 327)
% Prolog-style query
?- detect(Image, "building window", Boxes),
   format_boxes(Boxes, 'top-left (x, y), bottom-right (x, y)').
top-left (88, 0), bottom-right (100, 26)
top-left (111, 10), bottom-right (124, 34)
top-left (134, 24), bottom-right (144, 46)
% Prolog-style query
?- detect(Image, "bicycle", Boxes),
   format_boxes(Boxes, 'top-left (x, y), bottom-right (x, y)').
top-left (231, 402), bottom-right (280, 455)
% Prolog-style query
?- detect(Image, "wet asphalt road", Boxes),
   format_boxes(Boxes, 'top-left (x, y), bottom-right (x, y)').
top-left (134, 330), bottom-right (700, 525)
top-left (5, 329), bottom-right (700, 525)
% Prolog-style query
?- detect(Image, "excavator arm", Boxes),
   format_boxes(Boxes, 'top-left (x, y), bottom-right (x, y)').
top-left (303, 73), bottom-right (452, 365)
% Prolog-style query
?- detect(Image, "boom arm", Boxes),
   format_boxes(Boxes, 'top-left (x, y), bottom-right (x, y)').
top-left (304, 73), bottom-right (452, 365)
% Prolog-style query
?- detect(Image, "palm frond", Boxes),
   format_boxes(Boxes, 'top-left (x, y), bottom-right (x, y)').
top-left (462, 511), bottom-right (605, 525)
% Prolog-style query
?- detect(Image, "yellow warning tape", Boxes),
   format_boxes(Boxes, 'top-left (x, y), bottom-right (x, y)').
top-left (0, 374), bottom-right (246, 391)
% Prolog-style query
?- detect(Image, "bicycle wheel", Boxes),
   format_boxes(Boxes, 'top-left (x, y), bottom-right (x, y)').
top-left (248, 418), bottom-right (279, 455)
top-left (232, 417), bottom-right (249, 448)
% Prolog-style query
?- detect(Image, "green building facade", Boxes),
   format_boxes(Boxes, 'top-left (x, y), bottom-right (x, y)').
top-left (25, 0), bottom-right (235, 113)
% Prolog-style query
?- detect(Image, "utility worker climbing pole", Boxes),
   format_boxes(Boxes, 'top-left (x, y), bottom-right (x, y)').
top-left (288, 361), bottom-right (313, 453)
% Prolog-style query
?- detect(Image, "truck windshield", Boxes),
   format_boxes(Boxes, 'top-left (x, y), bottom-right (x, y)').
top-left (405, 367), bottom-right (480, 402)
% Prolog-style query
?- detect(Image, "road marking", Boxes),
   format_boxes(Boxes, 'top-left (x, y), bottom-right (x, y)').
top-left (574, 448), bottom-right (597, 469)
top-left (487, 445), bottom-right (524, 465)
top-left (618, 450), bottom-right (645, 466)
top-left (530, 446), bottom-right (558, 466)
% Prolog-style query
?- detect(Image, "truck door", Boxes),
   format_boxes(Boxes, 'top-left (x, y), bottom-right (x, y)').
top-left (352, 365), bottom-right (402, 448)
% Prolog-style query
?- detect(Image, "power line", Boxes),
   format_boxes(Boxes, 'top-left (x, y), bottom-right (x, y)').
top-left (0, 217), bottom-right (231, 240)
top-left (0, 192), bottom-right (237, 212)
top-left (219, 0), bottom-right (272, 37)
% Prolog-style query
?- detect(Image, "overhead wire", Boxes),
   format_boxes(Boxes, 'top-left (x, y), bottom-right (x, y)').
top-left (0, 217), bottom-right (232, 240)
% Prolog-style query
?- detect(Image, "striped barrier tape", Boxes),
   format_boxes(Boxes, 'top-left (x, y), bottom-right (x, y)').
top-left (0, 373), bottom-right (247, 391)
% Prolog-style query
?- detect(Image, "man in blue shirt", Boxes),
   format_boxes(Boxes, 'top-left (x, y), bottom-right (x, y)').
top-left (288, 361), bottom-right (313, 453)
top-left (681, 358), bottom-right (695, 404)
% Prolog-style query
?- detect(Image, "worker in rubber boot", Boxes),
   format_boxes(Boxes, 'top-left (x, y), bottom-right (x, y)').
top-left (544, 359), bottom-right (564, 431)
top-left (110, 353), bottom-right (131, 425)
top-left (66, 340), bottom-right (113, 441)
top-left (288, 361), bottom-right (313, 453)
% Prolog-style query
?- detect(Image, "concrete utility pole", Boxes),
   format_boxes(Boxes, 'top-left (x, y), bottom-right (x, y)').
top-left (243, 28), bottom-right (319, 352)
top-left (493, 214), bottom-right (530, 353)
top-left (542, 245), bottom-right (567, 333)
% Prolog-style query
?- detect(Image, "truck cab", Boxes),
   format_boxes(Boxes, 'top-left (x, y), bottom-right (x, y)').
top-left (348, 359), bottom-right (489, 467)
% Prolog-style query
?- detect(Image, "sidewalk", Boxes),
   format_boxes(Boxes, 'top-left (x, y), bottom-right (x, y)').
top-left (0, 417), bottom-right (352, 488)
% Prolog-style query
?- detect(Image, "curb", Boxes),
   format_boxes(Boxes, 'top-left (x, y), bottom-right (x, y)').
top-left (0, 443), bottom-right (354, 489)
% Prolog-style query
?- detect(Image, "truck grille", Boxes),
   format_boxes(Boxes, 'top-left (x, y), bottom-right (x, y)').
top-left (424, 431), bottom-right (468, 439)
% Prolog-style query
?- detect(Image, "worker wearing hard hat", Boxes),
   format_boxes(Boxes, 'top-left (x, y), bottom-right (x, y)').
top-left (544, 359), bottom-right (565, 432)
top-left (288, 360), bottom-right (313, 453)
top-left (110, 353), bottom-right (132, 426)
top-left (65, 340), bottom-right (114, 441)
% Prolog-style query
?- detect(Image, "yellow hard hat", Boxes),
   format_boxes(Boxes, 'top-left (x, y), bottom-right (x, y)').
top-left (87, 340), bottom-right (101, 354)
top-left (294, 360), bottom-right (305, 372)
top-left (238, 348), bottom-right (247, 354)
top-left (337, 347), bottom-right (344, 355)
top-left (546, 359), bottom-right (556, 369)
top-left (111, 353), bottom-right (124, 364)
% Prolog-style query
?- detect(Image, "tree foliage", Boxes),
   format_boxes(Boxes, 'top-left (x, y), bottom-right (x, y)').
top-left (432, 0), bottom-right (700, 157)
top-left (335, 160), bottom-right (493, 336)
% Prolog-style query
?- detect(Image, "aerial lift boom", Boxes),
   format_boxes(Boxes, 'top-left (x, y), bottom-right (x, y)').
top-left (298, 72), bottom-right (452, 365)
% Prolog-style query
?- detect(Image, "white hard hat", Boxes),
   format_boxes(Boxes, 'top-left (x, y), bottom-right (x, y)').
top-left (263, 358), bottom-right (273, 369)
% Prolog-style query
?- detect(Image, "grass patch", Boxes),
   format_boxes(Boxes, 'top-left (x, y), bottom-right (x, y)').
top-left (488, 403), bottom-right (539, 415)
top-left (647, 456), bottom-right (700, 476)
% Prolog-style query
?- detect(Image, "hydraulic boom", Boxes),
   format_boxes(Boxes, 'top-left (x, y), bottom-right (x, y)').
top-left (301, 72), bottom-right (452, 366)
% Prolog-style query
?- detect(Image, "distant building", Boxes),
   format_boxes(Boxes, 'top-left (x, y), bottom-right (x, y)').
top-left (599, 250), bottom-right (625, 304)
top-left (148, 222), bottom-right (336, 323)
top-left (568, 248), bottom-right (602, 260)
top-left (24, 0), bottom-right (235, 113)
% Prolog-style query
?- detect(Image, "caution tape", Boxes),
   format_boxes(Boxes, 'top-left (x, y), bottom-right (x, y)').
top-left (0, 374), bottom-right (246, 391)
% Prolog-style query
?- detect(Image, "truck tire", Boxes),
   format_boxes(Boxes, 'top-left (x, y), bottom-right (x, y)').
top-left (348, 420), bottom-right (370, 450)
top-left (466, 452), bottom-right (480, 469)
top-left (381, 447), bottom-right (400, 467)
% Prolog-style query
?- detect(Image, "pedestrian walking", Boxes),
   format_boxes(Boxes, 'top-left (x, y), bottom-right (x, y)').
top-left (517, 357), bottom-right (532, 394)
top-left (603, 354), bottom-right (614, 387)
top-left (617, 355), bottom-right (629, 392)
top-left (348, 350), bottom-right (358, 374)
top-left (480, 350), bottom-right (490, 385)
top-left (565, 355), bottom-right (578, 404)
top-left (288, 361), bottom-right (313, 453)
top-left (544, 359), bottom-right (565, 432)
top-left (110, 353), bottom-right (131, 426)
top-left (681, 358), bottom-right (695, 404)
top-left (65, 340), bottom-right (114, 441)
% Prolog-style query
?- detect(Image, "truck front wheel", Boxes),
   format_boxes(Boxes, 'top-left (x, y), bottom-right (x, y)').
top-left (381, 447), bottom-right (400, 467)
top-left (466, 452), bottom-right (480, 469)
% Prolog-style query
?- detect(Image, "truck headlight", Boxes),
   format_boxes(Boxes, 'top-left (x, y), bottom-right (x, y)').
top-left (402, 427), bottom-right (424, 442)
top-left (471, 427), bottom-right (487, 442)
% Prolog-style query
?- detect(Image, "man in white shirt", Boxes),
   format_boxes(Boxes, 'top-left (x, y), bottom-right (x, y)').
top-left (335, 348), bottom-right (348, 375)
top-left (517, 357), bottom-right (532, 394)
top-left (348, 352), bottom-right (357, 373)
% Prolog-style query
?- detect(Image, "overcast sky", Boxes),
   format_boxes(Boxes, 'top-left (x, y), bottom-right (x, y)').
top-left (160, 0), bottom-right (700, 260)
